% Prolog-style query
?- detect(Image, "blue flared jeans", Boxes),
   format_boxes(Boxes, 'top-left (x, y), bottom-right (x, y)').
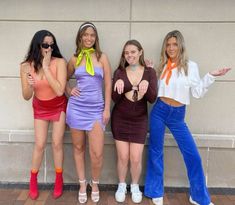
top-left (144, 98), bottom-right (211, 205)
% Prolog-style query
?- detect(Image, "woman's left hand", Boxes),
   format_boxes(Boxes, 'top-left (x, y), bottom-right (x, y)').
top-left (102, 109), bottom-right (110, 125)
top-left (138, 80), bottom-right (149, 95)
top-left (210, 67), bottom-right (231, 76)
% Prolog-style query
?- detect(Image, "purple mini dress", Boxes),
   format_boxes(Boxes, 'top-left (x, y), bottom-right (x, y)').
top-left (66, 66), bottom-right (105, 131)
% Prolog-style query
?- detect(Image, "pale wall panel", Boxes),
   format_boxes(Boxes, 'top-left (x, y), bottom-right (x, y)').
top-left (1, 130), bottom-right (235, 186)
top-left (0, 0), bottom-right (235, 187)
top-left (186, 82), bottom-right (235, 134)
top-left (0, 0), bottom-right (130, 21)
top-left (0, 79), bottom-right (34, 130)
top-left (164, 147), bottom-right (208, 187)
top-left (0, 144), bottom-right (44, 182)
top-left (0, 22), bottom-right (76, 76)
top-left (131, 23), bottom-right (235, 81)
top-left (0, 22), bottom-right (130, 76)
top-left (208, 149), bottom-right (235, 187)
top-left (132, 0), bottom-right (235, 21)
top-left (91, 23), bottom-right (130, 71)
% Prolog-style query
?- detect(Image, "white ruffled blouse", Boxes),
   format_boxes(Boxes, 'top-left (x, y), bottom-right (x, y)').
top-left (158, 60), bottom-right (216, 105)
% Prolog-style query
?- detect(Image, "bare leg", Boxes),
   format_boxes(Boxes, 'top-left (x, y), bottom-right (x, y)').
top-left (130, 143), bottom-right (144, 184)
top-left (31, 119), bottom-right (49, 170)
top-left (29, 119), bottom-right (49, 199)
top-left (51, 112), bottom-right (66, 169)
top-left (115, 140), bottom-right (130, 183)
top-left (87, 122), bottom-right (104, 193)
top-left (71, 128), bottom-right (86, 193)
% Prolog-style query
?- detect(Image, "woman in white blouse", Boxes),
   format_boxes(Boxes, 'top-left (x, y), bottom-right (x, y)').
top-left (144, 30), bottom-right (230, 205)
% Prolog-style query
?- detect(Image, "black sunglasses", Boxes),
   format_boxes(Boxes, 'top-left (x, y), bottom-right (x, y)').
top-left (41, 43), bottom-right (56, 49)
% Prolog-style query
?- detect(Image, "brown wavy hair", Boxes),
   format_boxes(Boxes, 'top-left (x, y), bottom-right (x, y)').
top-left (117, 39), bottom-right (146, 70)
top-left (74, 22), bottom-right (102, 61)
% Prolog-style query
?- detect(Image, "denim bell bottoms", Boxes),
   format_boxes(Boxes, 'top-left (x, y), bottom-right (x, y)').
top-left (144, 98), bottom-right (211, 205)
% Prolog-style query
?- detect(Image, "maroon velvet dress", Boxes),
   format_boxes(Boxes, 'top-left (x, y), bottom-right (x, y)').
top-left (111, 67), bottom-right (157, 144)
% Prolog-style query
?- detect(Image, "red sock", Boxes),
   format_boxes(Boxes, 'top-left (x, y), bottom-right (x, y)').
top-left (53, 169), bottom-right (63, 199)
top-left (29, 170), bottom-right (39, 200)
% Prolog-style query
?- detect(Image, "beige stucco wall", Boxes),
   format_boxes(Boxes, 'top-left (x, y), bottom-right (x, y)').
top-left (0, 0), bottom-right (235, 187)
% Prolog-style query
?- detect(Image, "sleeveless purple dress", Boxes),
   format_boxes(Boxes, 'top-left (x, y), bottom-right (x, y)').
top-left (66, 66), bottom-right (105, 131)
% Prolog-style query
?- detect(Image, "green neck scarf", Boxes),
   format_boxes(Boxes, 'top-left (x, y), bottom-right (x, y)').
top-left (76, 48), bottom-right (95, 76)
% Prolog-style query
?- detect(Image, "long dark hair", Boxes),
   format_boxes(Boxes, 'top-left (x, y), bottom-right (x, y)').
top-left (74, 22), bottom-right (102, 61)
top-left (22, 30), bottom-right (63, 73)
top-left (118, 39), bottom-right (146, 70)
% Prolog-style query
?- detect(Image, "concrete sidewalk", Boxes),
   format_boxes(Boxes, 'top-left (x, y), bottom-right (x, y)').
top-left (0, 186), bottom-right (235, 205)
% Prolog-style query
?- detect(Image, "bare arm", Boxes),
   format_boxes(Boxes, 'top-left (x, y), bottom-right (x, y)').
top-left (101, 53), bottom-right (112, 125)
top-left (112, 70), bottom-right (124, 103)
top-left (143, 68), bottom-right (157, 103)
top-left (43, 51), bottom-right (67, 96)
top-left (20, 63), bottom-right (34, 100)
top-left (66, 56), bottom-right (80, 96)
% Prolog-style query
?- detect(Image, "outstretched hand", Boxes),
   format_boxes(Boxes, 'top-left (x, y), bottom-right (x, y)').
top-left (209, 67), bottom-right (231, 77)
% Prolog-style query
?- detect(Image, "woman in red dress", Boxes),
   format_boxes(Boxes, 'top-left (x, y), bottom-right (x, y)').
top-left (20, 30), bottom-right (67, 200)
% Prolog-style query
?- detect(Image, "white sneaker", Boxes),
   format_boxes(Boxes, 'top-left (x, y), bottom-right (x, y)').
top-left (152, 197), bottom-right (163, 205)
top-left (189, 196), bottom-right (214, 205)
top-left (130, 184), bottom-right (142, 203)
top-left (115, 182), bottom-right (127, 202)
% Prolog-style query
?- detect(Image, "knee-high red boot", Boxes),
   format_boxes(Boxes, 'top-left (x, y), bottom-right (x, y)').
top-left (29, 170), bottom-right (39, 200)
top-left (53, 171), bottom-right (63, 199)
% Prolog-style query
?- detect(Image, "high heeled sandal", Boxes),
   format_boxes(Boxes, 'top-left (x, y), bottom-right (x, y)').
top-left (78, 179), bottom-right (87, 204)
top-left (89, 179), bottom-right (100, 203)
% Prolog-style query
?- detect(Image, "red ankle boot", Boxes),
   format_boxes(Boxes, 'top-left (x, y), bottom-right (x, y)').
top-left (53, 172), bottom-right (63, 199)
top-left (29, 171), bottom-right (39, 200)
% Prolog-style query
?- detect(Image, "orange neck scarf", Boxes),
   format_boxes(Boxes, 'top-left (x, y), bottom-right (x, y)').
top-left (160, 59), bottom-right (177, 85)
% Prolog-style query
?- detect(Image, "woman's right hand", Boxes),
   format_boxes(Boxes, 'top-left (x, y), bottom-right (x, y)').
top-left (20, 63), bottom-right (34, 100)
top-left (22, 63), bottom-right (35, 86)
top-left (27, 74), bottom-right (35, 86)
top-left (70, 87), bottom-right (80, 96)
top-left (114, 79), bottom-right (124, 94)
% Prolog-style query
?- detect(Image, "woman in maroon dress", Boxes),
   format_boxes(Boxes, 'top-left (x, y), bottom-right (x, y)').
top-left (111, 39), bottom-right (157, 203)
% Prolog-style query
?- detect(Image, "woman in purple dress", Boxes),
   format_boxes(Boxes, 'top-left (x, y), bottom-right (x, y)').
top-left (66, 22), bottom-right (112, 203)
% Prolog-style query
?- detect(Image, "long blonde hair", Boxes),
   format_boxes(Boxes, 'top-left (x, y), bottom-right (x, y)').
top-left (157, 30), bottom-right (188, 77)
